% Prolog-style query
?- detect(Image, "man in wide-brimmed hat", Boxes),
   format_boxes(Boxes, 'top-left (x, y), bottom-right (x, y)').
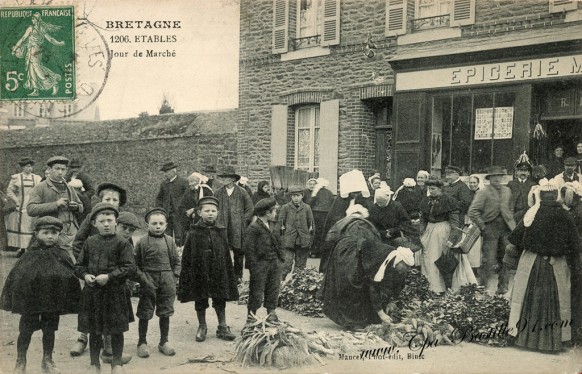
top-left (155, 161), bottom-right (189, 246)
top-left (507, 160), bottom-right (537, 222)
top-left (214, 166), bottom-right (254, 283)
top-left (468, 166), bottom-right (516, 294)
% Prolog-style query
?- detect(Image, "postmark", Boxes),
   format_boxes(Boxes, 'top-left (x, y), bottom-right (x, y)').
top-left (0, 2), bottom-right (111, 120)
top-left (0, 6), bottom-right (76, 101)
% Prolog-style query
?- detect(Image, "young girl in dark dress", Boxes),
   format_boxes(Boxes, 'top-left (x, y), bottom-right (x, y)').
top-left (1, 216), bottom-right (81, 374)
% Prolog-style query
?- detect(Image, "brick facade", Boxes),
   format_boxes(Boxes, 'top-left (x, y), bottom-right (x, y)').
top-left (238, 0), bottom-right (582, 188)
top-left (0, 111), bottom-right (237, 215)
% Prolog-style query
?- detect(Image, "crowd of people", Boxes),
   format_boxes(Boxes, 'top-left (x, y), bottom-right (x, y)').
top-left (0, 145), bottom-right (581, 373)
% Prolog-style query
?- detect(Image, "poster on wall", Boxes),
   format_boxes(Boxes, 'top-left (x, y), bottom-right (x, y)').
top-left (431, 131), bottom-right (442, 171)
top-left (474, 107), bottom-right (514, 140)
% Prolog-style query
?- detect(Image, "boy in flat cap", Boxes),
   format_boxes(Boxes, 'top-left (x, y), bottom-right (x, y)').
top-left (70, 182), bottom-right (131, 360)
top-left (1, 216), bottom-right (81, 374)
top-left (244, 198), bottom-right (283, 323)
top-left (155, 162), bottom-right (189, 246)
top-left (27, 156), bottom-right (84, 253)
top-left (278, 185), bottom-right (314, 281)
top-left (178, 196), bottom-right (239, 342)
top-left (75, 203), bottom-right (135, 374)
top-left (134, 208), bottom-right (181, 358)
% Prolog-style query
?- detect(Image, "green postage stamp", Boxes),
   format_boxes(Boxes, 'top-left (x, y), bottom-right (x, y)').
top-left (0, 6), bottom-right (75, 101)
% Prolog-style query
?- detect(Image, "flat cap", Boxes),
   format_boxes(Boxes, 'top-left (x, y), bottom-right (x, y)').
top-left (444, 165), bottom-right (462, 174)
top-left (46, 156), bottom-right (70, 167)
top-left (254, 197), bottom-right (277, 216)
top-left (117, 212), bottom-right (141, 229)
top-left (564, 157), bottom-right (577, 166)
top-left (287, 185), bottom-right (304, 194)
top-left (34, 216), bottom-right (63, 232)
top-left (96, 183), bottom-right (127, 207)
top-left (144, 207), bottom-right (168, 222)
top-left (89, 202), bottom-right (119, 221)
top-left (198, 196), bottom-right (219, 207)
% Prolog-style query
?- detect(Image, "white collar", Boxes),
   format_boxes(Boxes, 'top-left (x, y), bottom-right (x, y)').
top-left (169, 176), bottom-right (177, 182)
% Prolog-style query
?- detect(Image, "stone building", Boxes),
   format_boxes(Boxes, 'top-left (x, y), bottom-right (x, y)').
top-left (237, 0), bottom-right (582, 191)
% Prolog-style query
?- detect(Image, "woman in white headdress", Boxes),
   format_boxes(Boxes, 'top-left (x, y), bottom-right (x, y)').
top-left (507, 182), bottom-right (582, 350)
top-left (319, 170), bottom-right (371, 272)
top-left (178, 172), bottom-right (213, 233)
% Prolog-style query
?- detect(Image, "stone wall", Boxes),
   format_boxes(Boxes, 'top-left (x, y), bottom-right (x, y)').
top-left (0, 111), bottom-right (238, 215)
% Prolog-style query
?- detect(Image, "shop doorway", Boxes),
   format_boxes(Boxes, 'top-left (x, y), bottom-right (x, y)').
top-left (545, 119), bottom-right (582, 157)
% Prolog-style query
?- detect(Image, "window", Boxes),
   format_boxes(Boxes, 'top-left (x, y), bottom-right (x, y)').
top-left (431, 91), bottom-right (516, 175)
top-left (39, 104), bottom-right (49, 118)
top-left (295, 106), bottom-right (320, 172)
top-left (272, 0), bottom-right (340, 54)
top-left (386, 0), bottom-right (475, 37)
top-left (298, 0), bottom-right (322, 39)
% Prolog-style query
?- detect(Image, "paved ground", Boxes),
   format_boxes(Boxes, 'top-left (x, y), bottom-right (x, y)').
top-left (0, 249), bottom-right (580, 374)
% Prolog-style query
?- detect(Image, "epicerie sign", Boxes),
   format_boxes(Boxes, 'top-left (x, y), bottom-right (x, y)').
top-left (396, 54), bottom-right (582, 91)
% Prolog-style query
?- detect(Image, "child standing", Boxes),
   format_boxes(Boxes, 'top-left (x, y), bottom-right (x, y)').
top-left (244, 198), bottom-right (283, 323)
top-left (1, 216), bottom-right (81, 374)
top-left (134, 208), bottom-right (181, 358)
top-left (178, 196), bottom-right (239, 342)
top-left (99, 211), bottom-right (141, 365)
top-left (278, 186), bottom-right (314, 280)
top-left (76, 203), bottom-right (135, 374)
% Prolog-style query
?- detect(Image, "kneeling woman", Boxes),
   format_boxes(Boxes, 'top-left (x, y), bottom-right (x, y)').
top-left (507, 184), bottom-right (582, 351)
top-left (321, 204), bottom-right (414, 330)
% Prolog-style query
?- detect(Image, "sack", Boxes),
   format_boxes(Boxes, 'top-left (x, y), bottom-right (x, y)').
top-left (434, 251), bottom-right (459, 275)
top-left (449, 224), bottom-right (481, 254)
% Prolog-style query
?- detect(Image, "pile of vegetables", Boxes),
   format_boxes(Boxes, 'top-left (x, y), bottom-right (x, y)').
top-left (234, 314), bottom-right (392, 368)
top-left (235, 314), bottom-right (322, 368)
top-left (383, 269), bottom-right (511, 347)
top-left (278, 268), bottom-right (325, 318)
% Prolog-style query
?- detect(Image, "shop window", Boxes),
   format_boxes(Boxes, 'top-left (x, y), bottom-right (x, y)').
top-left (13, 104), bottom-right (25, 117)
top-left (39, 104), bottom-right (49, 118)
top-left (386, 0), bottom-right (475, 37)
top-left (295, 106), bottom-right (320, 172)
top-left (272, 0), bottom-right (340, 54)
top-left (432, 92), bottom-right (516, 175)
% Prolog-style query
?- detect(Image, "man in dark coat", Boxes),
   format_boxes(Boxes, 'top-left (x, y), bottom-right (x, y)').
top-left (178, 196), bottom-right (238, 342)
top-left (507, 162), bottom-right (537, 223)
top-left (155, 161), bottom-right (189, 246)
top-left (65, 158), bottom-right (96, 200)
top-left (444, 165), bottom-right (473, 222)
top-left (214, 166), bottom-right (254, 282)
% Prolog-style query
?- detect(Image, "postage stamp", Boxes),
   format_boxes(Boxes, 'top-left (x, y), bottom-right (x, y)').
top-left (0, 6), bottom-right (76, 101)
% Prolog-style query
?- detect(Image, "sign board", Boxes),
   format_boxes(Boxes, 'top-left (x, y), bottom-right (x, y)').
top-left (396, 54), bottom-right (582, 91)
top-left (474, 107), bottom-right (513, 140)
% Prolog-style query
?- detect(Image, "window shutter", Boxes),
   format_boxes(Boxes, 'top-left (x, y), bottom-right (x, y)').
top-left (319, 100), bottom-right (339, 195)
top-left (450, 0), bottom-right (475, 26)
top-left (321, 0), bottom-right (340, 46)
top-left (272, 0), bottom-right (289, 54)
top-left (385, 0), bottom-right (407, 37)
top-left (271, 105), bottom-right (289, 166)
top-left (549, 0), bottom-right (577, 13)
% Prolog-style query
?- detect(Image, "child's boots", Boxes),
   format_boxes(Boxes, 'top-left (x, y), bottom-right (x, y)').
top-left (41, 353), bottom-right (59, 374)
top-left (215, 308), bottom-right (236, 341)
top-left (195, 310), bottom-right (207, 342)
